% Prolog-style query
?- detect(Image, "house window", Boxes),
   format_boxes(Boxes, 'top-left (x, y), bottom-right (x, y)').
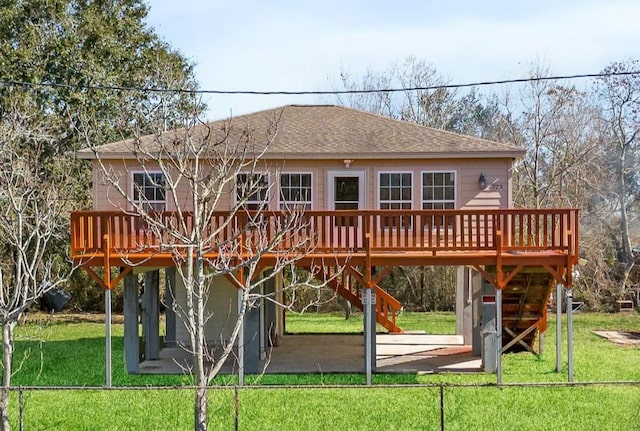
top-left (236, 173), bottom-right (269, 210)
top-left (379, 172), bottom-right (412, 209)
top-left (422, 172), bottom-right (455, 228)
top-left (132, 172), bottom-right (166, 211)
top-left (280, 173), bottom-right (312, 210)
top-left (379, 172), bottom-right (412, 228)
top-left (422, 172), bottom-right (455, 209)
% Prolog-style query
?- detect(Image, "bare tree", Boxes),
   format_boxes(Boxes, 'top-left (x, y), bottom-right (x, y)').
top-left (82, 109), bottom-right (329, 431)
top-left (0, 101), bottom-right (76, 431)
top-left (501, 66), bottom-right (602, 209)
top-left (594, 60), bottom-right (640, 292)
top-left (334, 56), bottom-right (507, 139)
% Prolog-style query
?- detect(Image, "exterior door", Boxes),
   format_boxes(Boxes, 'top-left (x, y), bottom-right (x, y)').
top-left (328, 171), bottom-right (366, 248)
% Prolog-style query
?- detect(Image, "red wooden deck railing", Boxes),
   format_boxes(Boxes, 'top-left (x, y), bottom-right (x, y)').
top-left (70, 209), bottom-right (579, 265)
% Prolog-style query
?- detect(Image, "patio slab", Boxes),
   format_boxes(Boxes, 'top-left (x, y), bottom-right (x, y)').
top-left (138, 333), bottom-right (481, 375)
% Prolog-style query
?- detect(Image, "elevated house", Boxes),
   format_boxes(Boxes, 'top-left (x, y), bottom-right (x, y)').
top-left (71, 105), bottom-right (578, 378)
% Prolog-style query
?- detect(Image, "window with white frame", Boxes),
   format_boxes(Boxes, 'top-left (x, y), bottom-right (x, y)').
top-left (279, 173), bottom-right (312, 210)
top-left (379, 172), bottom-right (412, 209)
top-left (421, 172), bottom-right (455, 209)
top-left (422, 171), bottom-right (455, 228)
top-left (379, 172), bottom-right (412, 228)
top-left (236, 173), bottom-right (269, 210)
top-left (132, 172), bottom-right (166, 211)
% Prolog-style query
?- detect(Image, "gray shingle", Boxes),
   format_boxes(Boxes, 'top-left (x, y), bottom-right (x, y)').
top-left (79, 104), bottom-right (524, 159)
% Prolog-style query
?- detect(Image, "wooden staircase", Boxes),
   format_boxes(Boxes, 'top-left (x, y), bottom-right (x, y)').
top-left (314, 266), bottom-right (403, 333)
top-left (501, 268), bottom-right (555, 354)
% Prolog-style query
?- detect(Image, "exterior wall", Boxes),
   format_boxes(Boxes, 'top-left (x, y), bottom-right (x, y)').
top-left (174, 272), bottom-right (239, 345)
top-left (91, 157), bottom-right (514, 211)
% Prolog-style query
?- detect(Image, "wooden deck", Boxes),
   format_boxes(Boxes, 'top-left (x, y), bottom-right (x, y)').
top-left (70, 208), bottom-right (578, 339)
top-left (71, 208), bottom-right (578, 270)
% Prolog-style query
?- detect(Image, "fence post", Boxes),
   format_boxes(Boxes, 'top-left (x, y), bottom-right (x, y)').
top-left (440, 385), bottom-right (445, 431)
top-left (234, 385), bottom-right (240, 431)
top-left (19, 386), bottom-right (23, 431)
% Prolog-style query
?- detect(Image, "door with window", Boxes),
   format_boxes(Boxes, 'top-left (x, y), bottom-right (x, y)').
top-left (327, 171), bottom-right (365, 249)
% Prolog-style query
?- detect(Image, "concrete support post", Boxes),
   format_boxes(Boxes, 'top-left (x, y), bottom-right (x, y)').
top-left (143, 270), bottom-right (160, 360)
top-left (164, 268), bottom-right (177, 348)
top-left (567, 288), bottom-right (574, 382)
top-left (105, 288), bottom-right (112, 388)
top-left (456, 266), bottom-right (464, 336)
top-left (471, 270), bottom-right (482, 356)
top-left (123, 273), bottom-right (140, 374)
top-left (480, 278), bottom-right (497, 372)
top-left (363, 288), bottom-right (375, 385)
top-left (263, 275), bottom-right (277, 350)
top-left (243, 299), bottom-right (261, 374)
top-left (455, 266), bottom-right (473, 345)
top-left (456, 266), bottom-right (474, 344)
top-left (556, 283), bottom-right (563, 372)
top-left (496, 288), bottom-right (503, 386)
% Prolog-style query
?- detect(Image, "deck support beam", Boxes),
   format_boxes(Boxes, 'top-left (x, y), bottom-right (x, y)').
top-left (503, 325), bottom-right (539, 354)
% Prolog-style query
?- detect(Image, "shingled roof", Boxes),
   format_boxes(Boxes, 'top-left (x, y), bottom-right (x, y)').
top-left (79, 104), bottom-right (524, 160)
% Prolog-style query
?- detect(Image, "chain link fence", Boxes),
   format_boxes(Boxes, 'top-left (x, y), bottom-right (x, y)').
top-left (9, 381), bottom-right (640, 430)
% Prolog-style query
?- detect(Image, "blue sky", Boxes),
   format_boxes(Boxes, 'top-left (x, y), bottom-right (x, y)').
top-left (145, 0), bottom-right (640, 119)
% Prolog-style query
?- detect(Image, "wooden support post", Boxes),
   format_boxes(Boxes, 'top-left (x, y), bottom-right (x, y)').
top-left (123, 273), bottom-right (140, 373)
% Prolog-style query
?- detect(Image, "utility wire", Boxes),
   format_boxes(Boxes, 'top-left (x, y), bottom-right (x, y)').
top-left (1, 71), bottom-right (639, 96)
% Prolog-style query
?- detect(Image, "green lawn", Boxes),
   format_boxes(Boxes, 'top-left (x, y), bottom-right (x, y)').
top-left (5, 311), bottom-right (640, 430)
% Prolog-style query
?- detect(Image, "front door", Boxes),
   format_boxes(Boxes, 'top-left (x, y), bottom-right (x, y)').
top-left (328, 171), bottom-right (366, 248)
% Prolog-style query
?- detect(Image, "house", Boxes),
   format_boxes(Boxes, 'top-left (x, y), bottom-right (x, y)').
top-left (71, 105), bottom-right (578, 379)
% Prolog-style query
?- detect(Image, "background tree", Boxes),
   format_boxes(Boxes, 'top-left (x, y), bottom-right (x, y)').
top-left (0, 95), bottom-right (77, 431)
top-left (500, 64), bottom-right (602, 208)
top-left (0, 0), bottom-right (201, 310)
top-left (594, 60), bottom-right (640, 293)
top-left (82, 109), bottom-right (328, 431)
top-left (334, 57), bottom-right (509, 311)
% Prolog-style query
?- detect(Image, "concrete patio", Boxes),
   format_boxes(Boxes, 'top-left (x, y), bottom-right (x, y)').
top-left (138, 333), bottom-right (481, 375)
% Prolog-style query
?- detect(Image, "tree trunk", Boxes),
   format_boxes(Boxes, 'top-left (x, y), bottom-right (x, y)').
top-left (1, 322), bottom-right (15, 431)
top-left (194, 384), bottom-right (208, 431)
top-left (193, 243), bottom-right (208, 431)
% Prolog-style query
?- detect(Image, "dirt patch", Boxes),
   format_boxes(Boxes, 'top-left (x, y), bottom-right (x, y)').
top-left (593, 331), bottom-right (640, 346)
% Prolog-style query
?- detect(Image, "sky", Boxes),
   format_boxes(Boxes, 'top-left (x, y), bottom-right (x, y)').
top-left (145, 0), bottom-right (640, 120)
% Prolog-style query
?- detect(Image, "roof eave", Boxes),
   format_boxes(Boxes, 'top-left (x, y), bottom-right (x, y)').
top-left (77, 150), bottom-right (525, 161)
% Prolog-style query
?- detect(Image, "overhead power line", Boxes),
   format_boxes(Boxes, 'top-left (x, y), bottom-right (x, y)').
top-left (1, 71), bottom-right (639, 96)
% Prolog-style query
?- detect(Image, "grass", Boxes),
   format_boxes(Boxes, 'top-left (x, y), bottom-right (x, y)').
top-left (4, 311), bottom-right (640, 430)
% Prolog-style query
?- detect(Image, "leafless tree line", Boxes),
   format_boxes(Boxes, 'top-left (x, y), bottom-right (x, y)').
top-left (336, 57), bottom-right (640, 310)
